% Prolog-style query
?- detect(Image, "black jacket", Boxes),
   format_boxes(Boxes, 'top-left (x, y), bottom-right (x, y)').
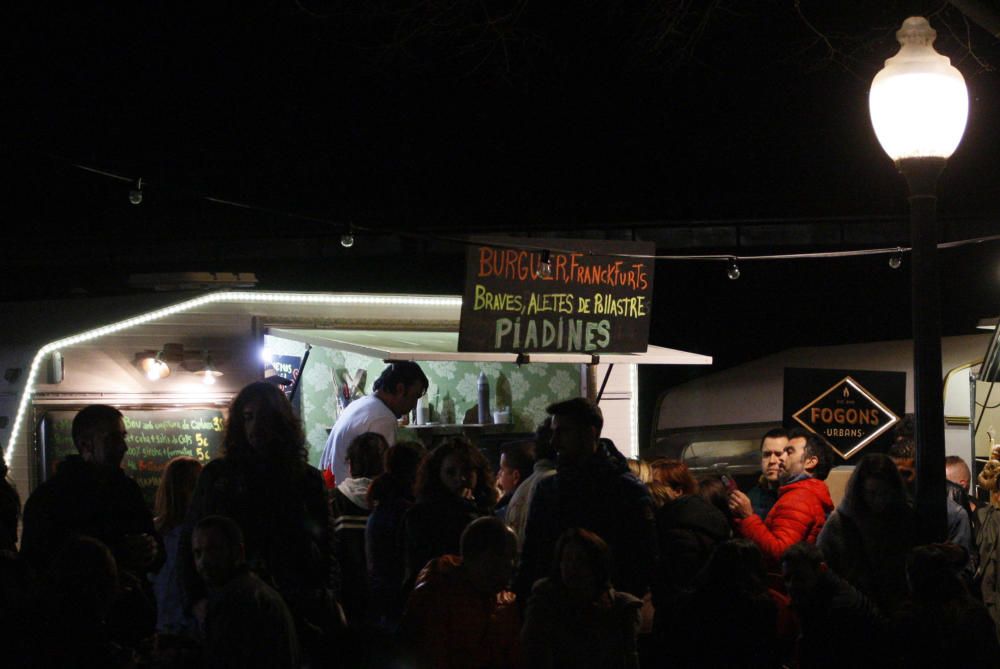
top-left (517, 440), bottom-right (658, 599)
top-left (653, 494), bottom-right (730, 609)
top-left (20, 456), bottom-right (161, 573)
top-left (401, 494), bottom-right (483, 589)
top-left (180, 456), bottom-right (334, 612)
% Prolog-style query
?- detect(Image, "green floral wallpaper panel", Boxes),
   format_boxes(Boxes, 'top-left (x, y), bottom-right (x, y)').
top-left (265, 335), bottom-right (580, 467)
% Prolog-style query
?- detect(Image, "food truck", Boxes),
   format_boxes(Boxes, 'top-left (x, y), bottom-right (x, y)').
top-left (0, 289), bottom-right (711, 502)
top-left (648, 333), bottom-right (991, 497)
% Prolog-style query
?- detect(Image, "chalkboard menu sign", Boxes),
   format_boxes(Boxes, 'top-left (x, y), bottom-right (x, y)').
top-left (459, 238), bottom-right (656, 354)
top-left (39, 408), bottom-right (226, 508)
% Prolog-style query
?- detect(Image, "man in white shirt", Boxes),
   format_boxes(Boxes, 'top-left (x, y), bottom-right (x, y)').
top-left (320, 361), bottom-right (428, 485)
top-left (504, 418), bottom-right (555, 550)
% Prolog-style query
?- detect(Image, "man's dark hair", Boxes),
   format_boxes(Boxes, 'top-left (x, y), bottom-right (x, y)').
top-left (374, 361), bottom-right (428, 394)
top-left (346, 432), bottom-right (388, 479)
top-left (786, 427), bottom-right (812, 443)
top-left (760, 427), bottom-right (788, 450)
top-left (889, 436), bottom-right (916, 461)
top-left (500, 441), bottom-right (535, 481)
top-left (802, 435), bottom-right (833, 481)
top-left (546, 397), bottom-right (603, 436)
top-left (534, 416), bottom-right (555, 461)
top-left (460, 516), bottom-right (515, 561)
top-left (195, 514), bottom-right (245, 550)
top-left (72, 405), bottom-right (123, 448)
top-left (782, 541), bottom-right (824, 571)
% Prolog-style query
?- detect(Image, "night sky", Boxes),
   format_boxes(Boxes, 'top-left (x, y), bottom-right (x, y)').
top-left (5, 2), bottom-right (1000, 396)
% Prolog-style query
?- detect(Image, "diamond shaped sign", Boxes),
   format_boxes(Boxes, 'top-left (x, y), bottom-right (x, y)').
top-left (792, 375), bottom-right (900, 459)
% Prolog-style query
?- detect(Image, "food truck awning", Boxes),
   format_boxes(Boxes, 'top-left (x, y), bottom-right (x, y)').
top-left (267, 328), bottom-right (712, 366)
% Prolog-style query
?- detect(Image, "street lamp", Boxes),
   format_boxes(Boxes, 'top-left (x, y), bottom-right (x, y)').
top-left (869, 16), bottom-right (968, 542)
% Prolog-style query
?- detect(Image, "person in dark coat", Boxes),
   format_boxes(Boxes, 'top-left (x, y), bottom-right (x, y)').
top-left (194, 515), bottom-right (300, 669)
top-left (180, 382), bottom-right (337, 665)
top-left (651, 460), bottom-right (731, 625)
top-left (21, 404), bottom-right (162, 575)
top-left (20, 404), bottom-right (162, 647)
top-left (781, 542), bottom-right (886, 668)
top-left (889, 543), bottom-right (1000, 668)
top-left (522, 527), bottom-right (643, 669)
top-left (817, 453), bottom-right (917, 615)
top-left (661, 538), bottom-right (796, 669)
top-left (747, 428), bottom-right (787, 520)
top-left (0, 460), bottom-right (20, 552)
top-left (401, 439), bottom-right (496, 589)
top-left (517, 398), bottom-right (657, 600)
top-left (366, 440), bottom-right (426, 633)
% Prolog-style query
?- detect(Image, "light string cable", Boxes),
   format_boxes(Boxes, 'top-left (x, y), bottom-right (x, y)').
top-left (64, 157), bottom-right (1000, 264)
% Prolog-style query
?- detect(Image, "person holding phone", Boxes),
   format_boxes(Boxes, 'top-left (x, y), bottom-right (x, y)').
top-left (727, 429), bottom-right (834, 568)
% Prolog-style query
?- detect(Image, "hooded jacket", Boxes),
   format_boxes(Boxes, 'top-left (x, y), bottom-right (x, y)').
top-left (816, 490), bottom-right (917, 614)
top-left (653, 494), bottom-right (731, 608)
top-left (735, 476), bottom-right (833, 565)
top-left (400, 555), bottom-right (522, 669)
top-left (331, 476), bottom-right (374, 624)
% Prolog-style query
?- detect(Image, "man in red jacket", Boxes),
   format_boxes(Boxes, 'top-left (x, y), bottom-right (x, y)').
top-left (728, 429), bottom-right (833, 566)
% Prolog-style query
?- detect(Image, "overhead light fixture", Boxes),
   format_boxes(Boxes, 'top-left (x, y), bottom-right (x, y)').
top-left (141, 351), bottom-right (171, 381)
top-left (977, 317), bottom-right (999, 331)
top-left (193, 351), bottom-right (223, 385)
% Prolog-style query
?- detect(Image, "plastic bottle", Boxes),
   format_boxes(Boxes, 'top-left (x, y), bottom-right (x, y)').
top-left (477, 371), bottom-right (491, 424)
top-left (442, 393), bottom-right (455, 424)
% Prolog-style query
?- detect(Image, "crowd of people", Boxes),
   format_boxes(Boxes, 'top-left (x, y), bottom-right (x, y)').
top-left (1, 361), bottom-right (1000, 667)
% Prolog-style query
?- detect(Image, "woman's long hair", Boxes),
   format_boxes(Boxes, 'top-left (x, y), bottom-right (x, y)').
top-left (222, 382), bottom-right (307, 476)
top-left (414, 439), bottom-right (497, 510)
top-left (154, 456), bottom-right (202, 533)
top-left (842, 453), bottom-right (909, 515)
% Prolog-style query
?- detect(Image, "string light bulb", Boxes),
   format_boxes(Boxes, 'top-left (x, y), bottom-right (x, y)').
top-left (340, 233), bottom-right (354, 248)
top-left (889, 248), bottom-right (903, 269)
top-left (727, 257), bottom-right (741, 280)
top-left (129, 178), bottom-right (144, 205)
top-left (538, 250), bottom-right (553, 279)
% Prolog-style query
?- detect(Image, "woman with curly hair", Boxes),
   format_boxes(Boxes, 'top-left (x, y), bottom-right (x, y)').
top-left (180, 382), bottom-right (336, 664)
top-left (401, 438), bottom-right (497, 589)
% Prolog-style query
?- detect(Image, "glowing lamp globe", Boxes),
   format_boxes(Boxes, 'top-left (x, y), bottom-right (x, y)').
top-left (869, 17), bottom-right (968, 161)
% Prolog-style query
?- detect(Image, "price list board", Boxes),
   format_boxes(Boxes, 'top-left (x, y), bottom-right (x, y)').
top-left (39, 408), bottom-right (226, 508)
top-left (459, 237), bottom-right (655, 354)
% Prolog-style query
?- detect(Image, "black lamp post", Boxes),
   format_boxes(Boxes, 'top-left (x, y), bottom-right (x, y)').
top-left (869, 17), bottom-right (969, 543)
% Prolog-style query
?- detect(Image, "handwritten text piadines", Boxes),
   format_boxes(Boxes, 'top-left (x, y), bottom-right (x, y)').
top-left (478, 248), bottom-right (649, 290)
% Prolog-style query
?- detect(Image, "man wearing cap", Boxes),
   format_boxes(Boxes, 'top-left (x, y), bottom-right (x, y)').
top-left (320, 362), bottom-right (428, 486)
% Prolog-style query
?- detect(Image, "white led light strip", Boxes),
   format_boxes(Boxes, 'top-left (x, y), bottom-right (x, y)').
top-left (2, 291), bottom-right (463, 465)
top-left (629, 363), bottom-right (639, 459)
